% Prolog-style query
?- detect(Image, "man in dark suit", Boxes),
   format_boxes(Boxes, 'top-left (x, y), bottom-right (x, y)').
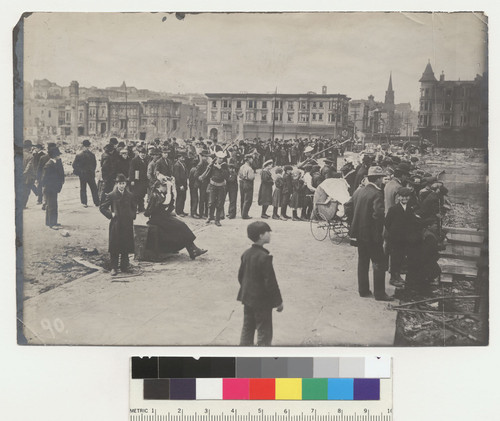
top-left (128, 146), bottom-right (148, 212)
top-left (173, 150), bottom-right (189, 216)
top-left (154, 146), bottom-right (173, 178)
top-left (37, 142), bottom-right (56, 209)
top-left (348, 166), bottom-right (393, 301)
top-left (100, 143), bottom-right (118, 203)
top-left (384, 187), bottom-right (422, 288)
top-left (73, 139), bottom-right (99, 207)
top-left (41, 147), bottom-right (65, 229)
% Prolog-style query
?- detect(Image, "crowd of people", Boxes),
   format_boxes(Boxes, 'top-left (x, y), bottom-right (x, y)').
top-left (21, 134), bottom-right (448, 292)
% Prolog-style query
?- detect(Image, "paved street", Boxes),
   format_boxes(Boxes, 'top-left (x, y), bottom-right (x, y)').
top-left (20, 173), bottom-right (396, 346)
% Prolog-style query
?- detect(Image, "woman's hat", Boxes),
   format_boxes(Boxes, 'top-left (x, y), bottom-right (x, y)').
top-left (215, 150), bottom-right (227, 159)
top-left (263, 159), bottom-right (273, 167)
top-left (82, 139), bottom-right (91, 147)
top-left (48, 147), bottom-right (61, 158)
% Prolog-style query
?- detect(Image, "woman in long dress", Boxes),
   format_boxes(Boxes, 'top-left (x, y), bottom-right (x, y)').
top-left (145, 175), bottom-right (207, 259)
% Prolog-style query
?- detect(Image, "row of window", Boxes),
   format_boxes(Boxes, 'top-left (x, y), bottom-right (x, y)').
top-left (212, 111), bottom-right (343, 123)
top-left (420, 86), bottom-right (477, 98)
top-left (213, 100), bottom-right (345, 110)
top-left (419, 114), bottom-right (479, 127)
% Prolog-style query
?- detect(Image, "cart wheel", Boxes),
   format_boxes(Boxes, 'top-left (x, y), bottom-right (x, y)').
top-left (310, 215), bottom-right (329, 241)
top-left (329, 218), bottom-right (350, 244)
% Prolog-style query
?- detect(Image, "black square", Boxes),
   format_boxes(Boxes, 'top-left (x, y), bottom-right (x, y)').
top-left (131, 357), bottom-right (158, 379)
top-left (159, 357), bottom-right (184, 378)
top-left (210, 358), bottom-right (236, 378)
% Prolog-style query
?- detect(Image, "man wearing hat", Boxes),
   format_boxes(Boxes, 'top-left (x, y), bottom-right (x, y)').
top-left (384, 162), bottom-right (410, 214)
top-left (194, 150), bottom-right (211, 218)
top-left (22, 139), bottom-right (35, 208)
top-left (204, 150), bottom-right (228, 226)
top-left (258, 159), bottom-right (274, 218)
top-left (36, 142), bottom-right (56, 209)
top-left (320, 159), bottom-right (335, 180)
top-left (173, 149), bottom-right (189, 216)
top-left (100, 142), bottom-right (118, 203)
top-left (146, 147), bottom-right (161, 198)
top-left (129, 146), bottom-right (148, 212)
top-left (348, 166), bottom-right (393, 301)
top-left (384, 187), bottom-right (422, 288)
top-left (154, 146), bottom-right (173, 179)
top-left (238, 154), bottom-right (256, 219)
top-left (73, 139), bottom-right (99, 208)
top-left (32, 144), bottom-right (46, 205)
top-left (353, 154), bottom-right (373, 191)
top-left (41, 147), bottom-right (65, 229)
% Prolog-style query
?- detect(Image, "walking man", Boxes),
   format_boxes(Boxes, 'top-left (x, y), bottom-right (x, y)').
top-left (173, 150), bottom-right (189, 216)
top-left (73, 139), bottom-right (99, 208)
top-left (41, 147), bottom-right (65, 229)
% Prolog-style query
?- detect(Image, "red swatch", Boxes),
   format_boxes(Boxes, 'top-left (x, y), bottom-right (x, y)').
top-left (249, 378), bottom-right (276, 400)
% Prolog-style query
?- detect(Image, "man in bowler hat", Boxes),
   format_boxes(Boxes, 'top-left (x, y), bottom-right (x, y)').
top-left (73, 139), bottom-right (99, 207)
top-left (41, 147), bottom-right (65, 229)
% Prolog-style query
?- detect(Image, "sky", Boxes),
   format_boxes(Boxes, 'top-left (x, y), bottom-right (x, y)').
top-left (23, 12), bottom-right (487, 109)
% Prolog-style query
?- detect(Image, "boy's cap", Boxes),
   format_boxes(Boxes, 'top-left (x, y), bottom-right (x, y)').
top-left (115, 173), bottom-right (127, 183)
top-left (247, 221), bottom-right (272, 241)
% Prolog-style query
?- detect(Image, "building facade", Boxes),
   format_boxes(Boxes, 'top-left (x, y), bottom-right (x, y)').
top-left (417, 61), bottom-right (488, 146)
top-left (205, 89), bottom-right (350, 141)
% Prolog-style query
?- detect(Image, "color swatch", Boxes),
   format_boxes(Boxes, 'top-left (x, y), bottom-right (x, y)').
top-left (133, 357), bottom-right (390, 401)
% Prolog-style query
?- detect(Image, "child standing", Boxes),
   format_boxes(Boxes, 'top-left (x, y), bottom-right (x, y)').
top-left (237, 221), bottom-right (283, 346)
top-left (100, 173), bottom-right (137, 276)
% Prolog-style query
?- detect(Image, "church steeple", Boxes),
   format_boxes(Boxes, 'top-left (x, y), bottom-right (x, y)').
top-left (385, 72), bottom-right (394, 107)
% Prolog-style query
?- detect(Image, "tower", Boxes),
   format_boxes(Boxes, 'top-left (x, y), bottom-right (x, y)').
top-left (418, 60), bottom-right (438, 131)
top-left (70, 81), bottom-right (79, 143)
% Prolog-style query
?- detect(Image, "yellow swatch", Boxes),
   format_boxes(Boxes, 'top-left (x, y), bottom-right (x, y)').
top-left (275, 378), bottom-right (302, 400)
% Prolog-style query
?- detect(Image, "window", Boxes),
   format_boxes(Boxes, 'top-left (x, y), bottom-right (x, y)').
top-left (319, 102), bottom-right (323, 108)
top-left (312, 113), bottom-right (317, 121)
top-left (275, 100), bottom-right (282, 109)
top-left (261, 113), bottom-right (267, 122)
top-left (287, 101), bottom-right (294, 110)
top-left (248, 100), bottom-right (256, 109)
top-left (262, 101), bottom-right (267, 109)
top-left (328, 114), bottom-right (335, 123)
top-left (222, 112), bottom-right (231, 121)
top-left (246, 112), bottom-right (256, 121)
top-left (299, 114), bottom-right (309, 123)
top-left (312, 102), bottom-right (317, 109)
top-left (172, 120), bottom-right (178, 131)
top-left (445, 102), bottom-right (452, 112)
top-left (211, 111), bottom-right (217, 121)
top-left (274, 113), bottom-right (282, 122)
top-left (318, 113), bottom-right (323, 121)
top-left (101, 108), bottom-right (106, 117)
top-left (212, 101), bottom-right (217, 108)
top-left (222, 100), bottom-right (231, 108)
top-left (444, 115), bottom-right (451, 126)
top-left (236, 100), bottom-right (242, 109)
top-left (425, 88), bottom-right (430, 97)
top-left (48, 110), bottom-right (51, 118)
top-left (287, 113), bottom-right (294, 122)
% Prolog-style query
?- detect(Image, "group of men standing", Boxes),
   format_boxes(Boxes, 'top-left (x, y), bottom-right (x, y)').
top-left (22, 139), bottom-right (65, 229)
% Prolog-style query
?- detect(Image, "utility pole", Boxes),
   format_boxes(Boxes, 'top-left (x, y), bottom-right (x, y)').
top-left (271, 87), bottom-right (277, 142)
top-left (124, 81), bottom-right (128, 139)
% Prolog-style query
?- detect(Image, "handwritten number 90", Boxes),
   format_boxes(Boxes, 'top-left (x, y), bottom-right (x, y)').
top-left (41, 318), bottom-right (65, 337)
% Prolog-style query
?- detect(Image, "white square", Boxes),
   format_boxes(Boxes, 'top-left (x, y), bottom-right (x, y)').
top-left (196, 378), bottom-right (223, 400)
top-left (364, 357), bottom-right (391, 378)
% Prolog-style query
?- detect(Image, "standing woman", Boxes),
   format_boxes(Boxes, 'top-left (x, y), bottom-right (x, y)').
top-left (145, 175), bottom-right (207, 259)
top-left (258, 159), bottom-right (274, 219)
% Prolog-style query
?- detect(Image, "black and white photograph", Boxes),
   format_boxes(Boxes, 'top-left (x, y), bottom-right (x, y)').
top-left (15, 11), bottom-right (488, 346)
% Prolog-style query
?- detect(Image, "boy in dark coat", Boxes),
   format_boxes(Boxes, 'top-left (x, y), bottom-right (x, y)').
top-left (99, 173), bottom-right (136, 276)
top-left (280, 165), bottom-right (293, 220)
top-left (237, 221), bottom-right (283, 346)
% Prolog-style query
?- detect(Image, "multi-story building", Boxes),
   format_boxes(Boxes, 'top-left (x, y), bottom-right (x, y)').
top-left (87, 97), bottom-right (110, 136)
top-left (23, 100), bottom-right (61, 137)
top-left (417, 61), bottom-right (488, 146)
top-left (109, 101), bottom-right (142, 138)
top-left (140, 99), bottom-right (181, 138)
top-left (205, 87), bottom-right (350, 141)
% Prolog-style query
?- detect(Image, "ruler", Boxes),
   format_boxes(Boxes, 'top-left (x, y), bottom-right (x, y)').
top-left (130, 379), bottom-right (393, 421)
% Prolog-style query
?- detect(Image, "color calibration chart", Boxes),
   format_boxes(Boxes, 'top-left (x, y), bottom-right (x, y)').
top-left (130, 357), bottom-right (393, 421)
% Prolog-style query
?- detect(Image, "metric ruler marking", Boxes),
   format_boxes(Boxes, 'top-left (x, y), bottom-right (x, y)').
top-left (129, 413), bottom-right (393, 421)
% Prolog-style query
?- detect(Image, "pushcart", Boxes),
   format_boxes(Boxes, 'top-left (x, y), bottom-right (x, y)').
top-left (310, 199), bottom-right (350, 244)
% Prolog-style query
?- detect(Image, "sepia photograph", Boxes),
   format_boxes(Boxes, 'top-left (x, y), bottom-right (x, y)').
top-left (15, 11), bottom-right (488, 346)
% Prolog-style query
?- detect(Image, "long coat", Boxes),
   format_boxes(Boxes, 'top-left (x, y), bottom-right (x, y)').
top-left (258, 168), bottom-right (274, 206)
top-left (237, 244), bottom-right (282, 310)
top-left (348, 183), bottom-right (385, 243)
top-left (144, 189), bottom-right (196, 252)
top-left (99, 188), bottom-right (136, 254)
top-left (290, 178), bottom-right (304, 209)
top-left (384, 178), bottom-right (403, 215)
top-left (129, 155), bottom-right (148, 186)
top-left (384, 203), bottom-right (421, 244)
top-left (281, 173), bottom-right (293, 207)
top-left (41, 159), bottom-right (65, 194)
top-left (73, 150), bottom-right (97, 178)
top-left (271, 175), bottom-right (283, 207)
top-left (173, 160), bottom-right (188, 189)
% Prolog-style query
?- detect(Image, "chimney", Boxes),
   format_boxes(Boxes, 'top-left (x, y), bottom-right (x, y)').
top-left (440, 71), bottom-right (445, 82)
top-left (322, 85), bottom-right (327, 95)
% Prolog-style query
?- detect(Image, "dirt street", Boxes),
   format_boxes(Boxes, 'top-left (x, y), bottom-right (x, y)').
top-left (19, 172), bottom-right (397, 346)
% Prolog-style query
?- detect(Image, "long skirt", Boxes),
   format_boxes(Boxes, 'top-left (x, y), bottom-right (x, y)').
top-left (146, 208), bottom-right (196, 253)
